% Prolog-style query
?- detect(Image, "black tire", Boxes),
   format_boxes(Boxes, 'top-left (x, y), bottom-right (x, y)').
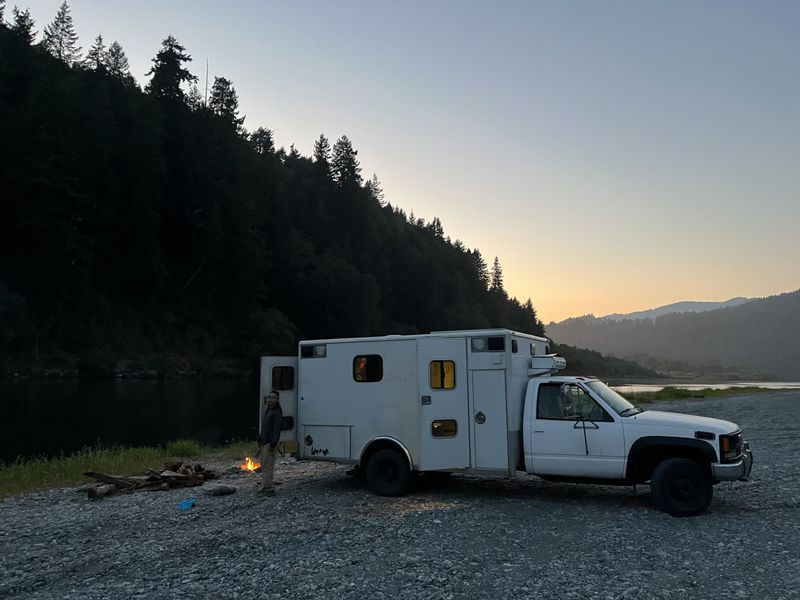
top-left (365, 448), bottom-right (411, 496)
top-left (651, 458), bottom-right (713, 517)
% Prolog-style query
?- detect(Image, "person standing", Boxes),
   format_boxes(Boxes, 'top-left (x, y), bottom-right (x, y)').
top-left (259, 391), bottom-right (283, 495)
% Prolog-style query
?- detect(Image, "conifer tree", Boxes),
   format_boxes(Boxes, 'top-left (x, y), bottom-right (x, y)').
top-left (429, 216), bottom-right (444, 237)
top-left (209, 76), bottom-right (244, 131)
top-left (490, 256), bottom-right (507, 297)
top-left (187, 84), bottom-right (203, 110)
top-left (83, 34), bottom-right (105, 71)
top-left (0, 1), bottom-right (6, 23)
top-left (331, 135), bottom-right (362, 187)
top-left (146, 35), bottom-right (197, 102)
top-left (250, 127), bottom-right (275, 155)
top-left (41, 1), bottom-right (81, 63)
top-left (313, 134), bottom-right (331, 175)
top-left (366, 173), bottom-right (385, 205)
top-left (104, 41), bottom-right (131, 80)
top-left (471, 250), bottom-right (489, 289)
top-left (11, 7), bottom-right (36, 43)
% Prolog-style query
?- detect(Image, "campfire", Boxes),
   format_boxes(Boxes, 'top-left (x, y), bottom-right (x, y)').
top-left (239, 455), bottom-right (261, 472)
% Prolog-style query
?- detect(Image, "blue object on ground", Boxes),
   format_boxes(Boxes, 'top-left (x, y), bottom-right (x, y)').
top-left (177, 498), bottom-right (197, 511)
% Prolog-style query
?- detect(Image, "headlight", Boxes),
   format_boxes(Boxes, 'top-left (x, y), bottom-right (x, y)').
top-left (720, 431), bottom-right (743, 462)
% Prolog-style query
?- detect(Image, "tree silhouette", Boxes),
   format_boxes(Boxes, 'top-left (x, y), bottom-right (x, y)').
top-left (146, 35), bottom-right (197, 102)
top-left (0, 1), bottom-right (6, 23)
top-left (250, 127), bottom-right (274, 155)
top-left (209, 76), bottom-right (244, 132)
top-left (313, 134), bottom-right (331, 176)
top-left (41, 1), bottom-right (81, 63)
top-left (331, 135), bottom-right (362, 187)
top-left (11, 7), bottom-right (36, 43)
top-left (490, 256), bottom-right (506, 297)
top-left (366, 173), bottom-right (385, 205)
top-left (104, 41), bottom-right (132, 81)
top-left (83, 34), bottom-right (105, 71)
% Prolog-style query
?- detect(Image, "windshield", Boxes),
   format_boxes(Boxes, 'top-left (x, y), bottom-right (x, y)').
top-left (584, 381), bottom-right (641, 416)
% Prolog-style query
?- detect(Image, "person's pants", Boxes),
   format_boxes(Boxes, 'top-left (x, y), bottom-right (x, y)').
top-left (261, 444), bottom-right (277, 489)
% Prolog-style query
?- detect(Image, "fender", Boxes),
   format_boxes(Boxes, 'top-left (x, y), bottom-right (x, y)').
top-left (359, 436), bottom-right (415, 470)
top-left (626, 436), bottom-right (717, 482)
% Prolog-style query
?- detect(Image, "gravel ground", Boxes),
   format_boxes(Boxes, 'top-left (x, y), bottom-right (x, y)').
top-left (1, 391), bottom-right (799, 600)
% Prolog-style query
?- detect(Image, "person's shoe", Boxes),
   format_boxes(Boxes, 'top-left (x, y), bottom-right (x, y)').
top-left (257, 487), bottom-right (276, 496)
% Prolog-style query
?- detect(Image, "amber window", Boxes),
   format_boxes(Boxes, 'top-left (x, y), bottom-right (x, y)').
top-left (431, 419), bottom-right (458, 437)
top-left (430, 360), bottom-right (456, 389)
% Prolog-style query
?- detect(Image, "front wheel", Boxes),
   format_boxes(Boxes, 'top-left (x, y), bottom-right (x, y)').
top-left (651, 458), bottom-right (713, 517)
top-left (365, 448), bottom-right (411, 496)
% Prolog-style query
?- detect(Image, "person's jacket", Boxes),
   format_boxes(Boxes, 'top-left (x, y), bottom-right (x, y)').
top-left (259, 404), bottom-right (283, 448)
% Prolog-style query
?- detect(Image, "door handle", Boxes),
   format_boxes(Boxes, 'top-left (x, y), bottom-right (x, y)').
top-left (475, 411), bottom-right (486, 424)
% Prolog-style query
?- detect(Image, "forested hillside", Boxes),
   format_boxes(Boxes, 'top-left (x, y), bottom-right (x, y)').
top-left (0, 13), bottom-right (546, 375)
top-left (547, 290), bottom-right (800, 379)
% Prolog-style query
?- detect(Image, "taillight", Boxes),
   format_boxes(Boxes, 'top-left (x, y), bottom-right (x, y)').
top-left (720, 431), bottom-right (742, 462)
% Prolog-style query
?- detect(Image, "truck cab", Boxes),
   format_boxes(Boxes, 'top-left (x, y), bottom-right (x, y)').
top-left (522, 376), bottom-right (753, 516)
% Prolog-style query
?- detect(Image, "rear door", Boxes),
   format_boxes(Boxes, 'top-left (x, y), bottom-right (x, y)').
top-left (417, 338), bottom-right (470, 470)
top-left (259, 356), bottom-right (298, 444)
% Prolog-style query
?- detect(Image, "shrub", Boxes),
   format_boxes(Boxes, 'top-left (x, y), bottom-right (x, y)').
top-left (165, 439), bottom-right (202, 457)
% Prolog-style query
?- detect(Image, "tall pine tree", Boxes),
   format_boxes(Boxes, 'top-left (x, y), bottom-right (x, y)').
top-left (11, 7), bottom-right (36, 43)
top-left (490, 256), bottom-right (507, 297)
top-left (208, 76), bottom-right (244, 132)
top-left (250, 127), bottom-right (275, 155)
top-left (145, 35), bottom-right (197, 102)
top-left (104, 41), bottom-right (132, 81)
top-left (331, 135), bottom-right (362, 187)
top-left (41, 1), bottom-right (81, 63)
top-left (83, 34), bottom-right (105, 70)
top-left (313, 134), bottom-right (331, 176)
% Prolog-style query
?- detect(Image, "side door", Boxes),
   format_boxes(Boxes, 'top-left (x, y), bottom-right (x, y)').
top-left (530, 382), bottom-right (625, 478)
top-left (259, 356), bottom-right (298, 444)
top-left (417, 338), bottom-right (470, 470)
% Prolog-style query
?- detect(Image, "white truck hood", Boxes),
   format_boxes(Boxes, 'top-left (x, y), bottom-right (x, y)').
top-left (625, 410), bottom-right (739, 435)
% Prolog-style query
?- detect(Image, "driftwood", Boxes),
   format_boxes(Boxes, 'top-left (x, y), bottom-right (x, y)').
top-left (81, 462), bottom-right (218, 498)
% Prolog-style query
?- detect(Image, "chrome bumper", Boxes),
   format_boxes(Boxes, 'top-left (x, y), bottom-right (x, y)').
top-left (711, 442), bottom-right (753, 482)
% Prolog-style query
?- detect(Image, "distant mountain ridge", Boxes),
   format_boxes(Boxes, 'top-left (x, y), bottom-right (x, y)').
top-left (602, 297), bottom-right (751, 321)
top-left (546, 290), bottom-right (800, 379)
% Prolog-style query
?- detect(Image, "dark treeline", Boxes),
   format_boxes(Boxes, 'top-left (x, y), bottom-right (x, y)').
top-left (0, 9), bottom-right (544, 375)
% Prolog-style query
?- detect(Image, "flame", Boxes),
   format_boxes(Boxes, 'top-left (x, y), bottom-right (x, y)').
top-left (240, 455), bottom-right (261, 472)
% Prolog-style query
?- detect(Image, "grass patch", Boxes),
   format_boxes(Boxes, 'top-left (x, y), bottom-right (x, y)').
top-left (626, 386), bottom-right (777, 404)
top-left (165, 439), bottom-right (202, 458)
top-left (0, 440), bottom-right (266, 499)
top-left (0, 446), bottom-right (166, 499)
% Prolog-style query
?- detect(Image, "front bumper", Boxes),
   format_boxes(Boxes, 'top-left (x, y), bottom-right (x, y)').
top-left (711, 442), bottom-right (753, 482)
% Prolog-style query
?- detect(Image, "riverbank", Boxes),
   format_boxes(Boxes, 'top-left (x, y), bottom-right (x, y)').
top-left (2, 391), bottom-right (798, 600)
top-left (623, 385), bottom-right (792, 404)
top-left (0, 440), bottom-right (260, 499)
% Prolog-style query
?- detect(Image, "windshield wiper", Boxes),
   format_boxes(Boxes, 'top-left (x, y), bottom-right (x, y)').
top-left (619, 405), bottom-right (643, 417)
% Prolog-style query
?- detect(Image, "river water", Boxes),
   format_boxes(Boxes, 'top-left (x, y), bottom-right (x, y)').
top-left (1, 379), bottom-right (258, 464)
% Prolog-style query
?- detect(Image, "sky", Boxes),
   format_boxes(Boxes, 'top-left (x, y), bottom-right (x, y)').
top-left (18, 1), bottom-right (800, 323)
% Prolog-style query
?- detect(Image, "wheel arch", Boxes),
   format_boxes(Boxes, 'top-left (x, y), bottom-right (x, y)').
top-left (626, 436), bottom-right (717, 483)
top-left (359, 437), bottom-right (414, 471)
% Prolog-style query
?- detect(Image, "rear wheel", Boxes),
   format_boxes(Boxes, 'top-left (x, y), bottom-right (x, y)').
top-left (651, 458), bottom-right (713, 517)
top-left (365, 448), bottom-right (411, 496)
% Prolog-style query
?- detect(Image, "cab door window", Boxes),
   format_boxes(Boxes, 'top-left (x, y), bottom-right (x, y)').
top-left (537, 383), bottom-right (613, 422)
